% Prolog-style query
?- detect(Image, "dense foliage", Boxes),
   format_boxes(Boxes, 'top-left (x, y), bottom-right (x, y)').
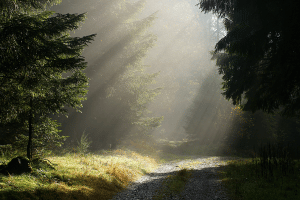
top-left (198, 0), bottom-right (300, 116)
top-left (0, 0), bottom-right (95, 159)
top-left (0, 0), bottom-right (61, 18)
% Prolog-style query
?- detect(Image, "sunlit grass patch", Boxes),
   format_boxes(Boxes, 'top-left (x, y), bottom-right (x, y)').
top-left (153, 168), bottom-right (192, 200)
top-left (157, 152), bottom-right (195, 163)
top-left (175, 157), bottom-right (230, 170)
top-left (0, 150), bottom-right (158, 200)
top-left (219, 159), bottom-right (300, 200)
top-left (157, 139), bottom-right (224, 156)
top-left (178, 160), bottom-right (204, 169)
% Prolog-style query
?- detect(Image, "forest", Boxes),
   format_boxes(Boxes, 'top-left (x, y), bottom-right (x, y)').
top-left (0, 0), bottom-right (299, 199)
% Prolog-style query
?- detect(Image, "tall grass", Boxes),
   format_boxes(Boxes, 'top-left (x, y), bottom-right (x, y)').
top-left (219, 144), bottom-right (300, 200)
top-left (0, 149), bottom-right (158, 200)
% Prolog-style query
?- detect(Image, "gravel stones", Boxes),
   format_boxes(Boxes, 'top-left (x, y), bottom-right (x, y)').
top-left (111, 157), bottom-right (233, 200)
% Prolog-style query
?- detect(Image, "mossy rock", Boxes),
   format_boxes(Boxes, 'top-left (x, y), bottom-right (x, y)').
top-left (0, 164), bottom-right (6, 172)
top-left (0, 156), bottom-right (32, 175)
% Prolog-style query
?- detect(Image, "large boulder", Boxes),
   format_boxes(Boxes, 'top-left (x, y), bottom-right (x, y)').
top-left (0, 156), bottom-right (32, 175)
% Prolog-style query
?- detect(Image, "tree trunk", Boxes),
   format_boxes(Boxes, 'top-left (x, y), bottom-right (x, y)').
top-left (27, 98), bottom-right (33, 160)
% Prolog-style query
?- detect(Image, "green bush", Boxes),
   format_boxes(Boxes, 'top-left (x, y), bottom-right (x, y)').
top-left (76, 131), bottom-right (92, 154)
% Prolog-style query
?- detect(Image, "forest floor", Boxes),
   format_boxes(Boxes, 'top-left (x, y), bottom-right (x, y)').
top-left (0, 141), bottom-right (299, 200)
top-left (0, 149), bottom-right (159, 200)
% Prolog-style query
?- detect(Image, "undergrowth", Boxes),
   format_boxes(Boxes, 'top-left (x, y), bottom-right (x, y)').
top-left (4, 138), bottom-right (298, 200)
top-left (219, 144), bottom-right (300, 200)
top-left (0, 149), bottom-right (158, 200)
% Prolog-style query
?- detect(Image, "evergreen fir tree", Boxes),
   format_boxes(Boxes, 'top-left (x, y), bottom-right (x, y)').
top-left (198, 0), bottom-right (300, 116)
top-left (0, 6), bottom-right (95, 159)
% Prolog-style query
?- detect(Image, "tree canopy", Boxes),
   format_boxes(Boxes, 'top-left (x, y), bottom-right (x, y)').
top-left (198, 0), bottom-right (300, 117)
top-left (0, 0), bottom-right (60, 15)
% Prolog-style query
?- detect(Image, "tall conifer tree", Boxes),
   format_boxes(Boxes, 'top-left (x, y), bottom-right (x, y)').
top-left (0, 1), bottom-right (95, 159)
top-left (198, 0), bottom-right (300, 116)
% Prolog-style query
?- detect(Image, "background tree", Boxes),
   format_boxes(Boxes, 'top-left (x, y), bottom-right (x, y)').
top-left (0, 5), bottom-right (95, 159)
top-left (198, 0), bottom-right (300, 117)
top-left (184, 69), bottom-right (233, 143)
top-left (183, 0), bottom-right (300, 155)
top-left (52, 0), bottom-right (162, 150)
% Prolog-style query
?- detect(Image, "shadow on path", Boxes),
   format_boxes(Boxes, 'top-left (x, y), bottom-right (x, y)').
top-left (111, 156), bottom-right (235, 200)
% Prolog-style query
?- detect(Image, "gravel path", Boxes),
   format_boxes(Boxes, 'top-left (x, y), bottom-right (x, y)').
top-left (111, 156), bottom-right (235, 200)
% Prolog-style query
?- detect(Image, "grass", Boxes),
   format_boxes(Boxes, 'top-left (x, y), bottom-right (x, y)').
top-left (0, 138), bottom-right (199, 200)
top-left (0, 149), bottom-right (158, 200)
top-left (157, 140), bottom-right (300, 200)
top-left (157, 139), bottom-right (229, 157)
top-left (2, 139), bottom-right (299, 200)
top-left (218, 158), bottom-right (300, 200)
top-left (158, 140), bottom-right (300, 200)
top-left (218, 144), bottom-right (300, 200)
top-left (153, 168), bottom-right (191, 200)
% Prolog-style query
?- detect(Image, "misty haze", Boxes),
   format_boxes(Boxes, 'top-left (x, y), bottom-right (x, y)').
top-left (50, 0), bottom-right (234, 152)
top-left (1, 0), bottom-right (300, 199)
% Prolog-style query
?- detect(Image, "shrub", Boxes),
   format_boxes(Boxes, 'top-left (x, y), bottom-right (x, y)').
top-left (76, 131), bottom-right (92, 154)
